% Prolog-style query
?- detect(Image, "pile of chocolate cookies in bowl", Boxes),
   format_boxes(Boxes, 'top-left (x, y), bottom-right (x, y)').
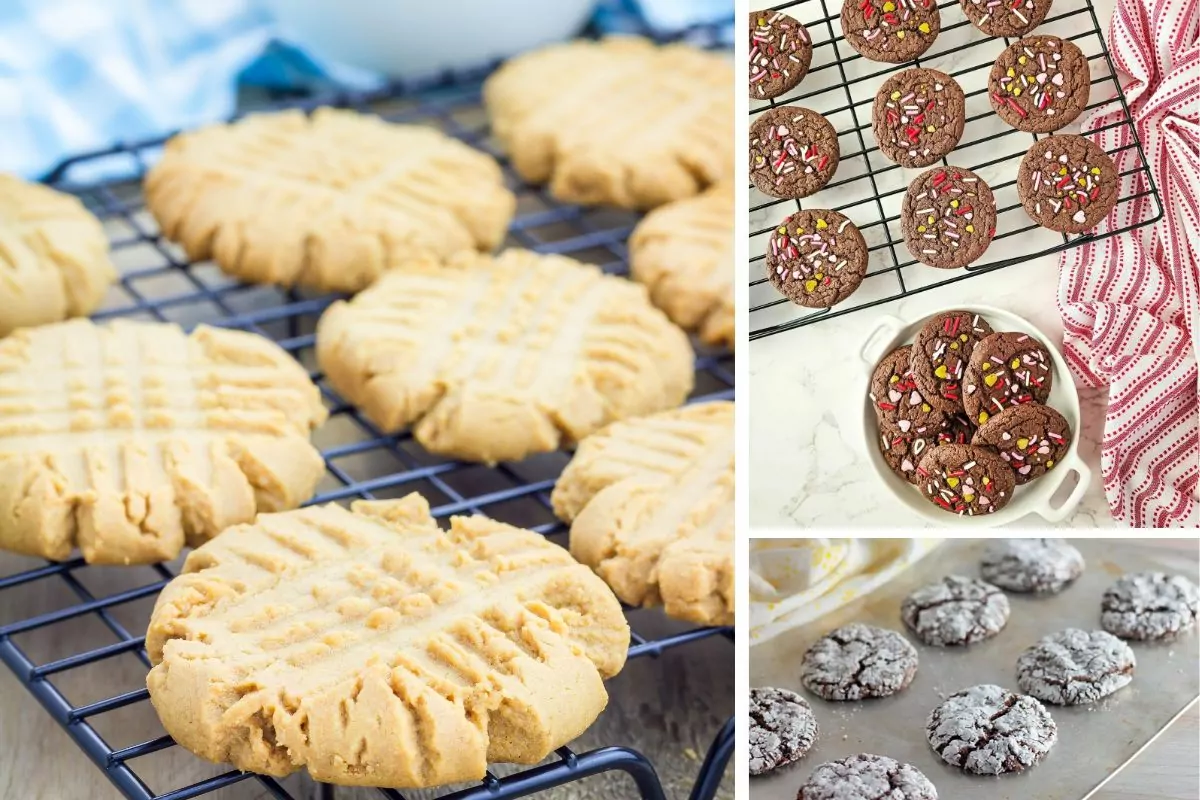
top-left (869, 309), bottom-right (1073, 515)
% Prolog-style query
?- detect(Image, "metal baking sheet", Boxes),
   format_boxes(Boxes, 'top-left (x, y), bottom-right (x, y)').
top-left (750, 539), bottom-right (1200, 800)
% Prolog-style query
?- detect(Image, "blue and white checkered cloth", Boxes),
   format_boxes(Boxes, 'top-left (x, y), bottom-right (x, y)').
top-left (0, 0), bottom-right (732, 180)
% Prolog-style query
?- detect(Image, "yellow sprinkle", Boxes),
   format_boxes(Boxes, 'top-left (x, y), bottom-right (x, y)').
top-left (950, 199), bottom-right (959, 209)
top-left (1078, 177), bottom-right (1087, 186)
top-left (984, 373), bottom-right (999, 387)
top-left (896, 30), bottom-right (906, 39)
top-left (883, 1), bottom-right (896, 9)
top-left (816, 218), bottom-right (828, 230)
top-left (1059, 166), bottom-right (1068, 175)
top-left (1046, 460), bottom-right (1055, 469)
top-left (927, 214), bottom-right (935, 224)
top-left (978, 411), bottom-right (989, 424)
top-left (805, 279), bottom-right (818, 292)
top-left (815, 272), bottom-right (824, 280)
top-left (934, 365), bottom-right (948, 379)
top-left (889, 375), bottom-right (900, 384)
top-left (1018, 55), bottom-right (1027, 64)
top-left (891, 90), bottom-right (902, 100)
top-left (777, 226), bottom-right (787, 234)
top-left (795, 227), bottom-right (805, 234)
top-left (927, 124), bottom-right (936, 132)
top-left (960, 334), bottom-right (969, 341)
top-left (963, 493), bottom-right (975, 502)
top-left (1012, 87), bottom-right (1022, 97)
top-left (921, 403), bottom-right (931, 412)
top-left (918, 22), bottom-right (931, 33)
top-left (1091, 167), bottom-right (1101, 174)
top-left (983, 476), bottom-right (991, 485)
top-left (1017, 438), bottom-right (1029, 449)
top-left (946, 477), bottom-right (960, 488)
top-left (917, 224), bottom-right (927, 233)
top-left (1007, 67), bottom-right (1016, 77)
top-left (755, 155), bottom-right (765, 164)
top-left (965, 224), bottom-right (975, 233)
top-left (1011, 358), bottom-right (1021, 369)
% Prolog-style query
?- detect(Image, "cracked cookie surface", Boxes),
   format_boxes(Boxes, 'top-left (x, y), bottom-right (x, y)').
top-left (980, 538), bottom-right (1084, 593)
top-left (1101, 572), bottom-right (1199, 641)
top-left (798, 753), bottom-right (938, 800)
top-left (902, 575), bottom-right (1010, 645)
top-left (926, 684), bottom-right (1057, 775)
top-left (1017, 628), bottom-right (1135, 705)
top-left (749, 687), bottom-right (818, 775)
top-left (802, 623), bottom-right (919, 700)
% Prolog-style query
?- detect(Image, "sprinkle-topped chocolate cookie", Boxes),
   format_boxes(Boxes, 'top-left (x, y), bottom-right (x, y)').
top-left (1018, 134), bottom-right (1119, 232)
top-left (749, 10), bottom-right (813, 100)
top-left (973, 404), bottom-right (1072, 483)
top-left (873, 68), bottom-right (966, 168)
top-left (750, 107), bottom-right (841, 199)
top-left (917, 443), bottom-right (1016, 515)
top-left (963, 331), bottom-right (1054, 426)
top-left (990, 36), bottom-right (1090, 132)
top-left (765, 209), bottom-right (868, 307)
top-left (871, 345), bottom-right (946, 429)
top-left (902, 167), bottom-right (997, 269)
top-left (841, 0), bottom-right (941, 64)
top-left (910, 310), bottom-right (995, 414)
top-left (961, 0), bottom-right (1053, 37)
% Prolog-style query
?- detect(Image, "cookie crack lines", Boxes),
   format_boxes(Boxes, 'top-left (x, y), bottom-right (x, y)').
top-left (801, 623), bottom-right (918, 700)
top-left (146, 494), bottom-right (630, 788)
top-left (0, 319), bottom-right (327, 565)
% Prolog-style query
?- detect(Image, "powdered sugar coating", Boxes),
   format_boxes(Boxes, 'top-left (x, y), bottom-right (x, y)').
top-left (981, 538), bottom-right (1085, 593)
top-left (1016, 628), bottom-right (1135, 704)
top-left (798, 753), bottom-right (938, 800)
top-left (1101, 572), bottom-right (1199, 641)
top-left (901, 575), bottom-right (1010, 646)
top-left (926, 684), bottom-right (1057, 775)
top-left (801, 623), bottom-right (919, 700)
top-left (749, 687), bottom-right (818, 775)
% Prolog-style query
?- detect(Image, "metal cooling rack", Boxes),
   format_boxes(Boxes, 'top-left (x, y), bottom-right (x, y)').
top-left (748, 0), bottom-right (1163, 340)
top-left (0, 45), bottom-right (734, 800)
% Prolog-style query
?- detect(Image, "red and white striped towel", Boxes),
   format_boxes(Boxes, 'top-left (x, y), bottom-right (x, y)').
top-left (1056, 0), bottom-right (1200, 527)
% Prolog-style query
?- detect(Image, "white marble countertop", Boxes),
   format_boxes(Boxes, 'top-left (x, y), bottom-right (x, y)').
top-left (748, 0), bottom-right (1136, 528)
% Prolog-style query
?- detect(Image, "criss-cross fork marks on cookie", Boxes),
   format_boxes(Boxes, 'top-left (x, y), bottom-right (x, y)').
top-left (0, 319), bottom-right (327, 564)
top-left (317, 249), bottom-right (695, 464)
top-left (146, 494), bottom-right (630, 788)
top-left (552, 402), bottom-right (733, 626)
top-left (145, 108), bottom-right (516, 293)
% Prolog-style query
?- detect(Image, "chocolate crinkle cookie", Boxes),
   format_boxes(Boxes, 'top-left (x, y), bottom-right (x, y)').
top-left (902, 575), bottom-right (1010, 646)
top-left (927, 684), bottom-right (1057, 775)
top-left (798, 754), bottom-right (938, 800)
top-left (1101, 572), bottom-right (1199, 641)
top-left (801, 623), bottom-right (919, 700)
top-left (1016, 628), bottom-right (1135, 705)
top-left (980, 537), bottom-right (1085, 593)
top-left (749, 687), bottom-right (818, 775)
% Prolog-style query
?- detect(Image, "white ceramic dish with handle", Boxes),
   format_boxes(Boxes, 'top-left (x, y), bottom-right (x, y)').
top-left (858, 304), bottom-right (1091, 527)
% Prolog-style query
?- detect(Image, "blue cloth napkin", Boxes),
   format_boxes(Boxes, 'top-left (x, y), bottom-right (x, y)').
top-left (0, 0), bottom-right (733, 180)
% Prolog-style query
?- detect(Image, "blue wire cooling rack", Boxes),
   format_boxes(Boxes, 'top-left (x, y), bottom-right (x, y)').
top-left (0, 46), bottom-right (734, 800)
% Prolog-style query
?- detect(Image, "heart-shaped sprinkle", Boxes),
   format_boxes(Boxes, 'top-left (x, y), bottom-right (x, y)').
top-left (946, 476), bottom-right (960, 488)
top-left (889, 389), bottom-right (902, 402)
top-left (902, 458), bottom-right (914, 471)
top-left (934, 364), bottom-right (949, 379)
top-left (1073, 210), bottom-right (1086, 222)
top-left (1019, 465), bottom-right (1033, 474)
top-left (909, 391), bottom-right (923, 406)
top-left (898, 419), bottom-right (912, 432)
top-left (984, 373), bottom-right (999, 387)
top-left (1017, 437), bottom-right (1029, 449)
top-left (1001, 432), bottom-right (1012, 440)
top-left (1052, 73), bottom-right (1064, 85)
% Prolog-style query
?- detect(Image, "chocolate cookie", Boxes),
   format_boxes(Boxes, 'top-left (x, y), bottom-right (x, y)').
top-left (749, 10), bottom-right (813, 100)
top-left (902, 575), bottom-right (1010, 645)
top-left (765, 209), bottom-right (867, 307)
top-left (873, 69), bottom-right (965, 168)
top-left (750, 107), bottom-right (840, 199)
top-left (749, 687), bottom-right (818, 775)
top-left (1101, 572), bottom-right (1200, 641)
top-left (1017, 629), bottom-right (1135, 705)
top-left (902, 167), bottom-right (997, 269)
top-left (871, 345), bottom-right (945, 427)
top-left (926, 684), bottom-right (1057, 775)
top-left (973, 404), bottom-right (1071, 483)
top-left (980, 538), bottom-right (1085, 593)
top-left (801, 624), bottom-right (919, 701)
top-left (879, 419), bottom-right (956, 484)
top-left (917, 443), bottom-right (1016, 515)
top-left (798, 754), bottom-right (938, 800)
top-left (841, 0), bottom-right (941, 64)
top-left (1018, 134), bottom-right (1119, 232)
top-left (911, 311), bottom-right (995, 414)
top-left (960, 0), bottom-right (1053, 37)
top-left (990, 36), bottom-right (1090, 132)
top-left (963, 332), bottom-right (1054, 426)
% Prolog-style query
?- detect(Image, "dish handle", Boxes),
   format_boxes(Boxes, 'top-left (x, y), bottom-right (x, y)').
top-left (859, 314), bottom-right (908, 372)
top-left (1034, 454), bottom-right (1092, 523)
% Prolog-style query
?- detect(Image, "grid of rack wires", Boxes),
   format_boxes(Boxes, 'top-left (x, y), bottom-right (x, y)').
top-left (0, 48), bottom-right (734, 800)
top-left (748, 0), bottom-right (1162, 340)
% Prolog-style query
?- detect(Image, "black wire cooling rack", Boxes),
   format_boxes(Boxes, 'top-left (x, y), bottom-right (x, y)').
top-left (0, 41), bottom-right (734, 800)
top-left (748, 0), bottom-right (1163, 340)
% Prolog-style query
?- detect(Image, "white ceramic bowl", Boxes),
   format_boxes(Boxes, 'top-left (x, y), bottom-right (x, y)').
top-left (858, 305), bottom-right (1091, 527)
top-left (267, 0), bottom-right (598, 80)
